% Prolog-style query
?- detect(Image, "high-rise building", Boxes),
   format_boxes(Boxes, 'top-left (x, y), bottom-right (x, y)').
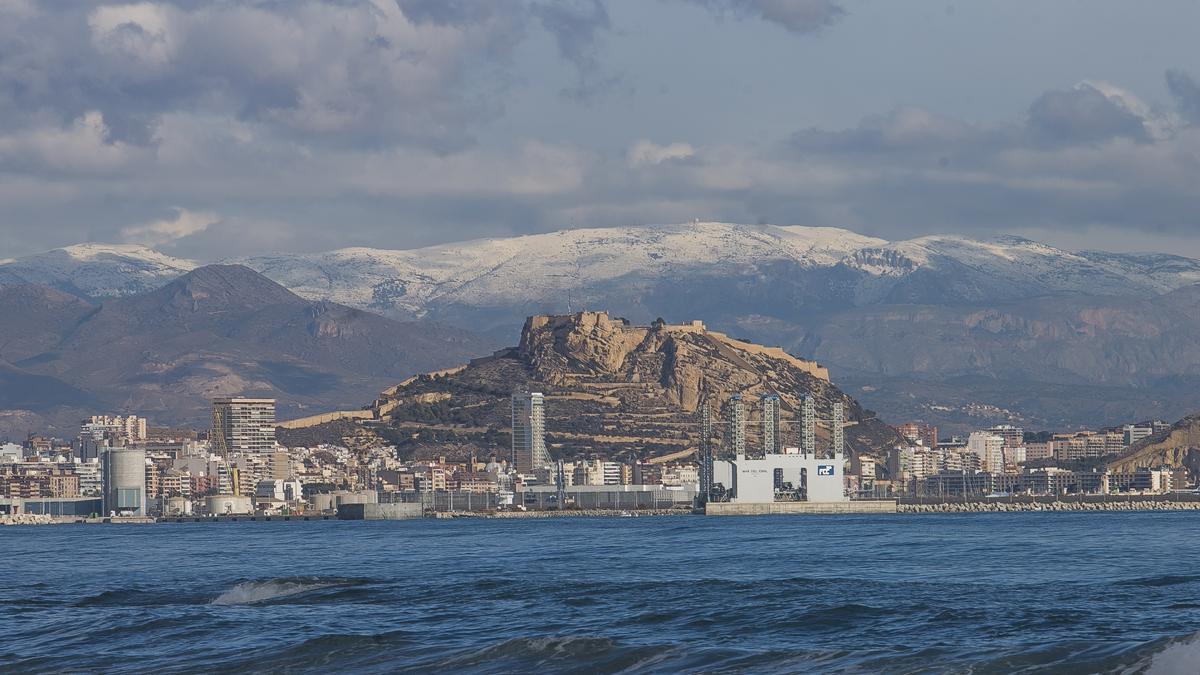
top-left (102, 447), bottom-right (146, 516)
top-left (968, 432), bottom-right (1005, 473)
top-left (832, 401), bottom-right (844, 457)
top-left (761, 394), bottom-right (780, 455)
top-left (987, 425), bottom-right (1025, 451)
top-left (801, 395), bottom-right (815, 456)
top-left (727, 394), bottom-right (746, 457)
top-left (511, 391), bottom-right (549, 474)
top-left (210, 398), bottom-right (277, 456)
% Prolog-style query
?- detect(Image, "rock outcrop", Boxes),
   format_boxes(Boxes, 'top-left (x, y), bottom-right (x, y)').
top-left (308, 311), bottom-right (901, 462)
top-left (1107, 414), bottom-right (1200, 477)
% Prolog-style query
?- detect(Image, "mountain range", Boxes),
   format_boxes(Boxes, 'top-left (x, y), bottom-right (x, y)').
top-left (4, 222), bottom-right (1200, 432)
top-left (0, 265), bottom-right (490, 437)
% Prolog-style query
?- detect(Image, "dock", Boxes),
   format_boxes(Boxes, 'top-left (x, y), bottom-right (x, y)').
top-left (704, 500), bottom-right (897, 516)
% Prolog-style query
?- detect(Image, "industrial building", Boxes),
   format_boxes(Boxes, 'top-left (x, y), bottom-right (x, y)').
top-left (102, 447), bottom-right (146, 516)
top-left (210, 397), bottom-right (277, 456)
top-left (705, 394), bottom-right (850, 505)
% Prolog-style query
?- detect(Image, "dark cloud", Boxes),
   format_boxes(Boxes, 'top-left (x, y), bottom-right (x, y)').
top-left (532, 0), bottom-right (618, 99)
top-left (681, 0), bottom-right (846, 34)
top-left (1027, 83), bottom-right (1151, 144)
top-left (0, 1), bottom-right (528, 148)
top-left (1166, 68), bottom-right (1200, 125)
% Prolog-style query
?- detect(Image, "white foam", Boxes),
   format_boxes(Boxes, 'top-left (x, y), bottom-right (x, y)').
top-left (1144, 631), bottom-right (1200, 675)
top-left (210, 579), bottom-right (336, 606)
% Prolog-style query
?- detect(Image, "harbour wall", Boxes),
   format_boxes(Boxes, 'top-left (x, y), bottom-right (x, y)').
top-left (900, 497), bottom-right (1200, 513)
top-left (337, 503), bottom-right (424, 520)
top-left (705, 500), bottom-right (898, 516)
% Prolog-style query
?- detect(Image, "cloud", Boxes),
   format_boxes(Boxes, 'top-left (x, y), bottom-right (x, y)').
top-left (120, 207), bottom-right (219, 246)
top-left (0, 1), bottom-right (530, 147)
top-left (0, 111), bottom-right (142, 173)
top-left (681, 0), bottom-right (846, 34)
top-left (628, 140), bottom-right (695, 167)
top-left (1166, 69), bottom-right (1200, 125)
top-left (1026, 82), bottom-right (1153, 144)
top-left (533, 0), bottom-right (618, 99)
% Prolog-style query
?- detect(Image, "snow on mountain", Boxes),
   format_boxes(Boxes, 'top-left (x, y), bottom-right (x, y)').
top-left (843, 235), bottom-right (1200, 299)
top-left (0, 244), bottom-right (197, 298)
top-left (7, 224), bottom-right (1200, 318)
top-left (235, 223), bottom-right (886, 317)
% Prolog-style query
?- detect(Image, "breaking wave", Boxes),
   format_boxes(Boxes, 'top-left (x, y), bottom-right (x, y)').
top-left (210, 577), bottom-right (368, 606)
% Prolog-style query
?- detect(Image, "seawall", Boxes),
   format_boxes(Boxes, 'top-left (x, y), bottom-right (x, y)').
top-left (705, 500), bottom-right (897, 516)
top-left (900, 499), bottom-right (1200, 513)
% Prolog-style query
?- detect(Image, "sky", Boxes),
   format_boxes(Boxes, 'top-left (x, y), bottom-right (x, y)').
top-left (2, 0), bottom-right (1200, 260)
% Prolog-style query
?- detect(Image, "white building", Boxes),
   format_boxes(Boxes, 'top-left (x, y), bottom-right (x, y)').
top-left (968, 432), bottom-right (1005, 473)
top-left (511, 391), bottom-right (549, 474)
top-left (211, 398), bottom-right (277, 456)
top-left (712, 451), bottom-right (847, 503)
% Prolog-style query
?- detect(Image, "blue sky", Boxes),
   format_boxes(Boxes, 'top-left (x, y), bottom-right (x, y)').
top-left (2, 0), bottom-right (1199, 259)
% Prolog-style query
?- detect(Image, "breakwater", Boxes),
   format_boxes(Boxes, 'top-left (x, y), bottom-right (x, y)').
top-left (900, 498), bottom-right (1200, 513)
top-left (434, 508), bottom-right (692, 518)
top-left (1, 513), bottom-right (55, 526)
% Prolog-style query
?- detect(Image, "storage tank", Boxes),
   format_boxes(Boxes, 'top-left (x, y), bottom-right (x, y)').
top-left (312, 493), bottom-right (335, 512)
top-left (206, 494), bottom-right (254, 515)
top-left (102, 448), bottom-right (146, 516)
top-left (333, 491), bottom-right (378, 507)
top-left (165, 496), bottom-right (193, 516)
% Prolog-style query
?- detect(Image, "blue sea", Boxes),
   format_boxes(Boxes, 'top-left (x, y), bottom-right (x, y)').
top-left (3, 512), bottom-right (1200, 673)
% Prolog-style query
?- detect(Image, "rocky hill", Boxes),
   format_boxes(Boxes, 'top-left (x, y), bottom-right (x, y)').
top-left (1107, 414), bottom-right (1200, 477)
top-left (0, 266), bottom-right (494, 437)
top-left (281, 311), bottom-right (904, 462)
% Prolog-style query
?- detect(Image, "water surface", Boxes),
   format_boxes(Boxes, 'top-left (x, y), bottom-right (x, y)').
top-left (3, 512), bottom-right (1200, 673)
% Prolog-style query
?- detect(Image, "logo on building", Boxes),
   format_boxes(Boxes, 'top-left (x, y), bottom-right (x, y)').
top-left (817, 464), bottom-right (834, 476)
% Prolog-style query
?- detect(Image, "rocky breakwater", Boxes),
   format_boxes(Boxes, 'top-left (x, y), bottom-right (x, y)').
top-left (435, 508), bottom-right (693, 519)
top-left (1, 513), bottom-right (56, 526)
top-left (900, 500), bottom-right (1200, 514)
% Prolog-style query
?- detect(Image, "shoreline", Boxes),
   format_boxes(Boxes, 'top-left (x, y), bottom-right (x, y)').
top-left (9, 500), bottom-right (1200, 525)
top-left (899, 499), bottom-right (1200, 514)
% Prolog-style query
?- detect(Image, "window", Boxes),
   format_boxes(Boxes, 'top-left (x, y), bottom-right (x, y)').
top-left (117, 488), bottom-right (141, 509)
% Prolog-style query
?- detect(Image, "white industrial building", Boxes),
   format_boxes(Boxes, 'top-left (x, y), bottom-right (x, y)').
top-left (713, 450), bottom-right (848, 504)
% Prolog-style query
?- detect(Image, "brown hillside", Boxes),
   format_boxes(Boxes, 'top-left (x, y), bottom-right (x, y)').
top-left (282, 312), bottom-right (903, 462)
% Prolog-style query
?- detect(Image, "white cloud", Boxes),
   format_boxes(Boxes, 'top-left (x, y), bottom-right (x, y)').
top-left (120, 207), bottom-right (219, 246)
top-left (627, 140), bottom-right (695, 167)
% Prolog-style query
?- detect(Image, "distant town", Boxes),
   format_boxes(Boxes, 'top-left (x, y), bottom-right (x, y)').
top-left (0, 385), bottom-right (1191, 523)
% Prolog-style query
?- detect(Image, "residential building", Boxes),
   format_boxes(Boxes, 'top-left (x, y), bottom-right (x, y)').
top-left (968, 432), bottom-right (1005, 473)
top-left (511, 391), bottom-right (549, 474)
top-left (210, 398), bottom-right (277, 456)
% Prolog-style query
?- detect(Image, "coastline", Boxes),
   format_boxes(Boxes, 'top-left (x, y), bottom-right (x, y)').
top-left (899, 499), bottom-right (1200, 514)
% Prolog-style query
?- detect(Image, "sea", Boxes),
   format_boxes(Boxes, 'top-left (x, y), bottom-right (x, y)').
top-left (3, 512), bottom-right (1200, 674)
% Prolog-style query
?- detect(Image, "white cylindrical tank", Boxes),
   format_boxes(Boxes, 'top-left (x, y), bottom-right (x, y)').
top-left (333, 491), bottom-right (378, 507)
top-left (102, 448), bottom-right (147, 516)
top-left (312, 493), bottom-right (335, 512)
top-left (206, 494), bottom-right (253, 515)
top-left (165, 496), bottom-right (193, 516)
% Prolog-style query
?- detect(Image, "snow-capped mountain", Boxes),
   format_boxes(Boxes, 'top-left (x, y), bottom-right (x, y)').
top-left (5, 224), bottom-right (1200, 320)
top-left (8, 222), bottom-right (1200, 430)
top-left (0, 243), bottom-right (196, 298)
top-left (234, 223), bottom-right (886, 319)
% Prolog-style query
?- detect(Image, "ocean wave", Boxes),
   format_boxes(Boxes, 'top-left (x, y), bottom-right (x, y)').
top-left (210, 576), bottom-right (370, 606)
top-left (1118, 574), bottom-right (1200, 588)
top-left (430, 636), bottom-right (680, 673)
